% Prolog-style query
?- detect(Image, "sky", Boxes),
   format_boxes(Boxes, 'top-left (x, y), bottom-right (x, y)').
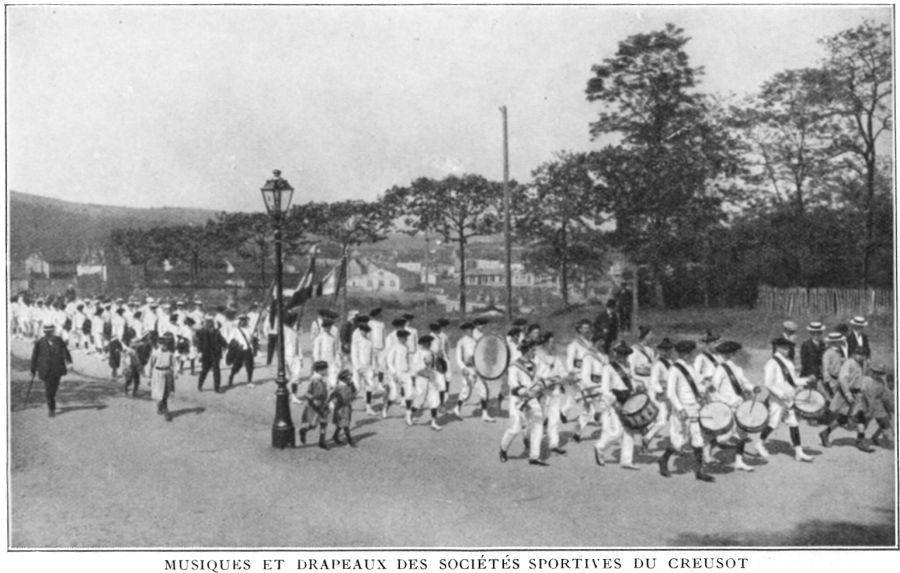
top-left (5, 3), bottom-right (892, 212)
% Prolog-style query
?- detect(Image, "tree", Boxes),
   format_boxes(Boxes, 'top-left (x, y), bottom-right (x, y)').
top-left (109, 227), bottom-right (160, 283)
top-left (385, 174), bottom-right (504, 316)
top-left (212, 212), bottom-right (273, 287)
top-left (585, 24), bottom-right (743, 308)
top-left (820, 20), bottom-right (892, 288)
top-left (514, 151), bottom-right (608, 306)
top-left (151, 221), bottom-right (231, 290)
top-left (288, 198), bottom-right (397, 316)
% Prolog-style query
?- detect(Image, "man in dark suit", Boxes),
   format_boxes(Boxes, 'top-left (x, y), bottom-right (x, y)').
top-left (846, 316), bottom-right (871, 360)
top-left (196, 317), bottom-right (228, 393)
top-left (593, 299), bottom-right (619, 354)
top-left (30, 324), bottom-right (73, 417)
top-left (800, 321), bottom-right (826, 383)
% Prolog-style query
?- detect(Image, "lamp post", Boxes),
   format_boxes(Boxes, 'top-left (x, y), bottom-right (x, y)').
top-left (260, 169), bottom-right (295, 449)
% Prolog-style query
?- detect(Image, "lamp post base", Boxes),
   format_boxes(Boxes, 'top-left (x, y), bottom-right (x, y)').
top-left (272, 424), bottom-right (296, 449)
top-left (272, 376), bottom-right (296, 449)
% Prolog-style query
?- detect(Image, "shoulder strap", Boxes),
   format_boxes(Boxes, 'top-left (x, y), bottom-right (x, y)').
top-left (774, 355), bottom-right (796, 387)
top-left (611, 361), bottom-right (633, 392)
top-left (673, 361), bottom-right (702, 402)
top-left (636, 345), bottom-right (652, 362)
top-left (659, 358), bottom-right (671, 369)
top-left (720, 362), bottom-right (743, 396)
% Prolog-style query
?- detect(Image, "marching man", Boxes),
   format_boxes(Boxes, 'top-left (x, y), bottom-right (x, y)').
top-left (573, 333), bottom-right (608, 444)
top-left (409, 334), bottom-right (443, 430)
top-left (658, 340), bottom-right (715, 482)
top-left (351, 323), bottom-right (379, 416)
top-left (759, 337), bottom-right (814, 462)
top-left (710, 340), bottom-right (763, 471)
top-left (499, 339), bottom-right (547, 467)
top-left (592, 341), bottom-right (641, 469)
top-left (312, 317), bottom-right (340, 389)
top-left (451, 322), bottom-right (496, 423)
top-left (385, 329), bottom-right (411, 421)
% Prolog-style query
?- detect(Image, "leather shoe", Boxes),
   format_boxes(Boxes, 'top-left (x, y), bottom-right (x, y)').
top-left (528, 458), bottom-right (549, 467)
top-left (819, 430), bottom-right (830, 448)
top-left (856, 439), bottom-right (875, 453)
top-left (657, 457), bottom-right (670, 478)
top-left (572, 434), bottom-right (582, 444)
top-left (594, 449), bottom-right (605, 466)
top-left (318, 439), bottom-right (329, 451)
top-left (499, 449), bottom-right (508, 463)
top-left (299, 428), bottom-right (308, 445)
top-left (551, 447), bottom-right (567, 455)
top-left (695, 471), bottom-right (715, 483)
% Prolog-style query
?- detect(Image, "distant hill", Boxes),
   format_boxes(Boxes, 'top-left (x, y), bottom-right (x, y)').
top-left (7, 191), bottom-right (218, 262)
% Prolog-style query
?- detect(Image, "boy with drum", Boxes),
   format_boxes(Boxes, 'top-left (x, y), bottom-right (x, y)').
top-left (499, 339), bottom-right (547, 467)
top-left (408, 334), bottom-right (443, 430)
top-left (592, 341), bottom-right (642, 470)
top-left (451, 322), bottom-right (496, 423)
top-left (573, 333), bottom-right (608, 444)
top-left (759, 337), bottom-right (814, 462)
top-left (658, 340), bottom-right (715, 482)
top-left (693, 331), bottom-right (720, 386)
top-left (535, 332), bottom-right (568, 456)
top-left (429, 322), bottom-right (451, 409)
top-left (710, 341), bottom-right (763, 472)
top-left (642, 337), bottom-right (675, 452)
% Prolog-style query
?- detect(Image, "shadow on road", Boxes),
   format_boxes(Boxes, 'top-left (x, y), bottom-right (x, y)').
top-left (9, 357), bottom-right (128, 414)
top-left (672, 511), bottom-right (896, 546)
top-left (170, 406), bottom-right (206, 419)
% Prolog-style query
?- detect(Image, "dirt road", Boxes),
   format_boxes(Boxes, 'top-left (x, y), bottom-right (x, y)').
top-left (7, 338), bottom-right (896, 548)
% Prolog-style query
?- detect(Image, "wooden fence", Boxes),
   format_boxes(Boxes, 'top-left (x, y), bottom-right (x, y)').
top-left (756, 285), bottom-right (893, 317)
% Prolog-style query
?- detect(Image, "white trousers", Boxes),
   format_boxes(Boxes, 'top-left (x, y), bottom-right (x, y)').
top-left (459, 368), bottom-right (489, 403)
top-left (669, 412), bottom-right (706, 450)
top-left (767, 397), bottom-right (799, 429)
top-left (501, 398), bottom-right (544, 460)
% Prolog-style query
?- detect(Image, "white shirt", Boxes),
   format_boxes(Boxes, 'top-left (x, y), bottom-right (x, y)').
top-left (404, 325), bottom-right (419, 353)
top-left (580, 351), bottom-right (606, 391)
top-left (284, 325), bottom-right (302, 360)
top-left (229, 326), bottom-right (254, 349)
top-left (386, 341), bottom-right (410, 375)
top-left (369, 319), bottom-right (386, 350)
top-left (667, 359), bottom-right (705, 414)
top-left (600, 361), bottom-right (631, 406)
top-left (629, 344), bottom-right (656, 381)
top-left (764, 353), bottom-right (806, 402)
top-left (456, 334), bottom-right (477, 370)
top-left (693, 350), bottom-right (719, 383)
top-left (312, 331), bottom-right (338, 364)
top-left (409, 347), bottom-right (433, 380)
top-left (351, 334), bottom-right (374, 370)
top-left (712, 360), bottom-right (752, 408)
top-left (648, 357), bottom-right (671, 397)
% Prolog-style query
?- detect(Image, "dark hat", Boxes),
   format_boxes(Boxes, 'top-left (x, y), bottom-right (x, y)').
top-left (526, 323), bottom-right (541, 333)
top-left (436, 318), bottom-right (451, 328)
top-left (473, 317), bottom-right (489, 326)
top-left (313, 360), bottom-right (329, 371)
top-left (401, 313), bottom-right (415, 321)
top-left (700, 330), bottom-right (720, 343)
top-left (391, 318), bottom-right (407, 328)
top-left (354, 315), bottom-right (370, 324)
top-left (357, 324), bottom-right (371, 333)
top-left (657, 337), bottom-right (674, 351)
top-left (606, 299), bottom-right (617, 308)
top-left (321, 319), bottom-right (334, 328)
top-left (715, 340), bottom-right (742, 355)
top-left (519, 339), bottom-right (538, 354)
top-left (576, 318), bottom-right (592, 330)
top-left (418, 334), bottom-right (434, 346)
top-left (337, 369), bottom-right (353, 383)
top-left (184, 316), bottom-right (196, 326)
top-left (836, 323), bottom-right (850, 334)
top-left (225, 309), bottom-right (237, 319)
top-left (429, 322), bottom-right (442, 332)
top-left (459, 322), bottom-right (474, 331)
top-left (512, 318), bottom-right (529, 327)
top-left (675, 340), bottom-right (697, 354)
top-left (396, 329), bottom-right (410, 339)
top-left (507, 326), bottom-right (522, 338)
top-left (771, 336), bottom-right (795, 348)
top-left (612, 340), bottom-right (633, 355)
top-left (321, 309), bottom-right (339, 319)
top-left (163, 331), bottom-right (175, 339)
top-left (42, 324), bottom-right (55, 332)
top-left (539, 331), bottom-right (554, 345)
top-left (851, 344), bottom-right (867, 356)
top-left (369, 307), bottom-right (383, 317)
top-left (638, 325), bottom-right (652, 339)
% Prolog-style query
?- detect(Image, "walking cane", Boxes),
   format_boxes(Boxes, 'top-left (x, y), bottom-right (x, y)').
top-left (25, 374), bottom-right (36, 405)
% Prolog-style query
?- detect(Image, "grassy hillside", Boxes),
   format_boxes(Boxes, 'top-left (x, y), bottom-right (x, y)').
top-left (7, 191), bottom-right (218, 261)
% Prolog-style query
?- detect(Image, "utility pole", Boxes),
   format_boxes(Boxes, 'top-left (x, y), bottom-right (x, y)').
top-left (500, 105), bottom-right (512, 322)
top-left (424, 231), bottom-right (430, 319)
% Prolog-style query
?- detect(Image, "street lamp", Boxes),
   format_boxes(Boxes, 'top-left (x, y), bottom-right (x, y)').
top-left (260, 169), bottom-right (295, 448)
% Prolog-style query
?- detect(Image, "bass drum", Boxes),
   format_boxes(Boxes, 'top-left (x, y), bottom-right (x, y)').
top-left (474, 334), bottom-right (510, 381)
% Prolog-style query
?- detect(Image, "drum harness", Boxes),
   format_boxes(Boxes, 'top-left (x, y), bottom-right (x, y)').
top-left (610, 361), bottom-right (635, 405)
top-left (672, 361), bottom-right (710, 420)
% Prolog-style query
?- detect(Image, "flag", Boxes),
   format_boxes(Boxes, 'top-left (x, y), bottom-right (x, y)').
top-left (257, 244), bottom-right (319, 333)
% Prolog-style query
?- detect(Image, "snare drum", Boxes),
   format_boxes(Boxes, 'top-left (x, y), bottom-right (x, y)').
top-left (620, 393), bottom-right (659, 431)
top-left (698, 401), bottom-right (734, 436)
top-left (793, 389), bottom-right (827, 420)
top-left (735, 399), bottom-right (769, 434)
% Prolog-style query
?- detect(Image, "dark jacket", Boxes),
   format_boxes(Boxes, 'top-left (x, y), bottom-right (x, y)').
top-left (196, 328), bottom-right (227, 362)
top-left (847, 331), bottom-right (871, 359)
top-left (800, 338), bottom-right (825, 380)
top-left (593, 310), bottom-right (618, 350)
top-left (31, 335), bottom-right (72, 381)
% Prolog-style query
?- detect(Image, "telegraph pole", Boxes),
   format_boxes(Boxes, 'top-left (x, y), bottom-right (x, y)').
top-left (500, 105), bottom-right (512, 321)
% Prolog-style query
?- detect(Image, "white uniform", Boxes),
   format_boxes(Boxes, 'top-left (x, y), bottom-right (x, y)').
top-left (351, 333), bottom-right (377, 392)
top-left (369, 318), bottom-right (386, 375)
top-left (711, 360), bottom-right (764, 456)
top-left (594, 361), bottom-right (639, 466)
top-left (312, 330), bottom-right (340, 388)
top-left (667, 359), bottom-right (708, 450)
top-left (409, 347), bottom-right (439, 409)
top-left (536, 348), bottom-right (567, 450)
top-left (284, 325), bottom-right (303, 385)
top-left (643, 357), bottom-right (671, 443)
top-left (693, 351), bottom-right (718, 385)
top-left (456, 333), bottom-right (489, 405)
top-left (385, 340), bottom-right (410, 403)
top-left (500, 358), bottom-right (544, 461)
top-left (576, 350), bottom-right (607, 437)
top-left (431, 331), bottom-right (450, 394)
top-left (764, 354), bottom-right (806, 430)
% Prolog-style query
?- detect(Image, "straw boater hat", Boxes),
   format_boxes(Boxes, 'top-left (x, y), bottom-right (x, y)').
top-left (825, 332), bottom-right (845, 344)
top-left (782, 320), bottom-right (798, 333)
top-left (807, 321), bottom-right (825, 333)
top-left (850, 316), bottom-right (868, 327)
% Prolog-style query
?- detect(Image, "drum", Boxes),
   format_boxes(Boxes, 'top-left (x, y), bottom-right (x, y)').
top-left (793, 388), bottom-right (827, 420)
top-left (735, 399), bottom-right (769, 434)
top-left (620, 393), bottom-right (659, 431)
top-left (176, 336), bottom-right (190, 354)
top-left (698, 401), bottom-right (734, 436)
top-left (435, 356), bottom-right (448, 374)
top-left (474, 334), bottom-right (510, 381)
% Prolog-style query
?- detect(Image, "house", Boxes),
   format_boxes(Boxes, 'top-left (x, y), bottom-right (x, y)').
top-left (25, 254), bottom-right (49, 277)
top-left (345, 258), bottom-right (420, 293)
top-left (463, 262), bottom-right (539, 288)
